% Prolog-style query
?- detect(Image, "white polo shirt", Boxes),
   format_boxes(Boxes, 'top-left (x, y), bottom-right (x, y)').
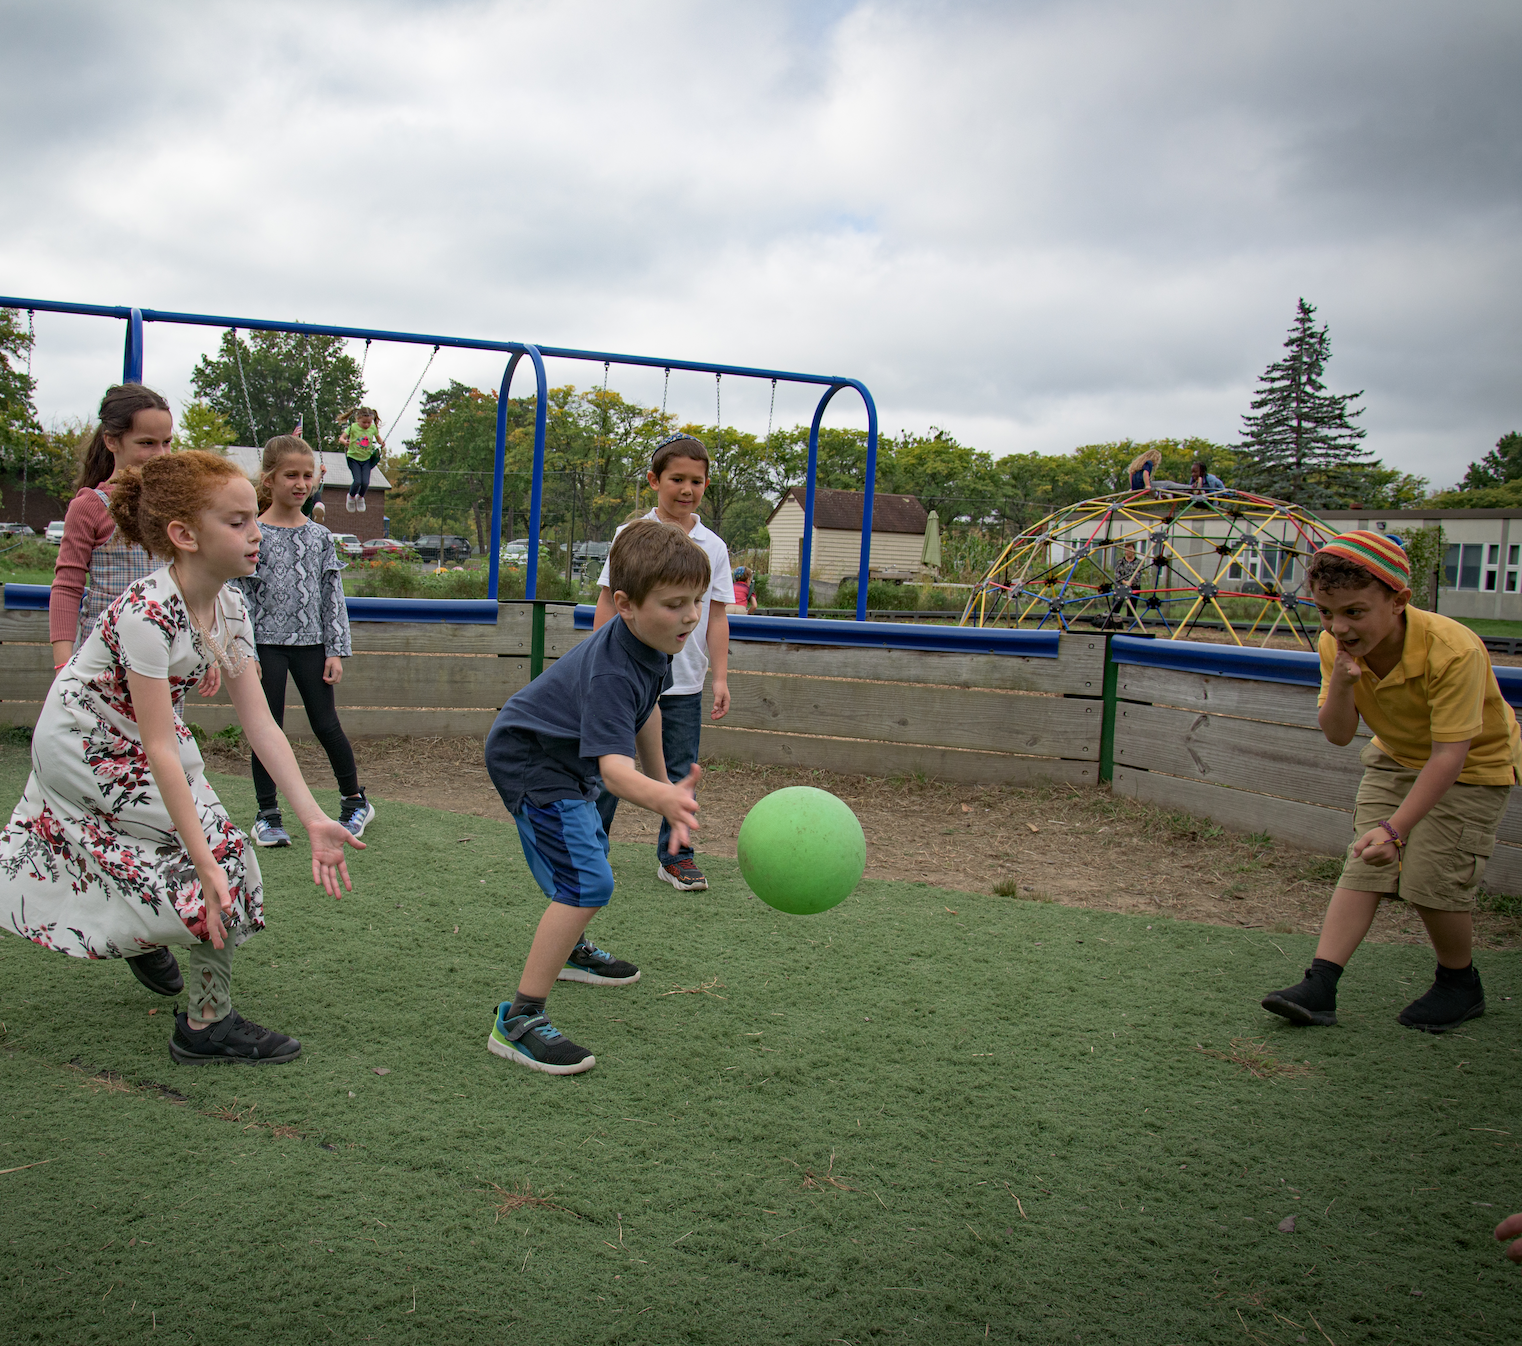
top-left (598, 511), bottom-right (736, 696)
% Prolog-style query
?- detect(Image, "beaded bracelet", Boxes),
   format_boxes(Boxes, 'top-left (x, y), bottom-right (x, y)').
top-left (1375, 819), bottom-right (1404, 848)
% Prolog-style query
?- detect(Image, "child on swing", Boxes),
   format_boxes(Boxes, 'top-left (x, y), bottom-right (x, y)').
top-left (0, 452), bottom-right (362, 1063)
top-left (337, 406), bottom-right (384, 513)
top-left (1261, 532), bottom-right (1521, 1034)
top-left (239, 435), bottom-right (375, 847)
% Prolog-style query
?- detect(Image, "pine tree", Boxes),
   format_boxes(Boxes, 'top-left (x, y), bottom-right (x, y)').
top-left (1236, 298), bottom-right (1370, 507)
top-left (1460, 431), bottom-right (1522, 489)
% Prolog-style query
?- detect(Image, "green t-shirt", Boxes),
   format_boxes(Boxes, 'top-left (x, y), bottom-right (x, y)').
top-left (345, 423), bottom-right (382, 463)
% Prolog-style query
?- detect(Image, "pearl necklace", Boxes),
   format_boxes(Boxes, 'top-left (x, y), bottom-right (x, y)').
top-left (169, 565), bottom-right (249, 678)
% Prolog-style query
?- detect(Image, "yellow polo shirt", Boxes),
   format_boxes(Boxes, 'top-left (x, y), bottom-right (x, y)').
top-left (1318, 607), bottom-right (1522, 785)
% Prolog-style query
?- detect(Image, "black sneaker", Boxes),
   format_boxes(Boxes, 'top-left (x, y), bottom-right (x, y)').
top-left (1398, 967), bottom-right (1485, 1034)
top-left (169, 1010), bottom-right (302, 1065)
top-left (557, 939), bottom-right (641, 986)
top-left (657, 857), bottom-right (708, 891)
top-left (126, 946), bottom-right (183, 996)
top-left (487, 1003), bottom-right (595, 1075)
top-left (1262, 971), bottom-right (1338, 1027)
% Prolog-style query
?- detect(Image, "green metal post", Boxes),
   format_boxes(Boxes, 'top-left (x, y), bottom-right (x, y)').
top-left (1098, 634), bottom-right (1118, 783)
top-left (530, 602), bottom-right (546, 681)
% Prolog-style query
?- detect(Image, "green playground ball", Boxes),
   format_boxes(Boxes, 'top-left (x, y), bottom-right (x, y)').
top-left (736, 786), bottom-right (866, 916)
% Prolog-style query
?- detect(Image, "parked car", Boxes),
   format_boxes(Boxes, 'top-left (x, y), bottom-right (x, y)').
top-left (361, 537), bottom-right (418, 561)
top-left (0, 523), bottom-right (37, 538)
top-left (44, 521), bottom-right (66, 545)
top-left (571, 540), bottom-right (611, 577)
top-left (329, 532), bottom-right (364, 559)
top-left (499, 539), bottom-right (556, 570)
top-left (414, 534), bottom-right (472, 564)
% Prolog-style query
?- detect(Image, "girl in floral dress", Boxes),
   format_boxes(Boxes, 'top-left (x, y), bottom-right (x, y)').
top-left (50, 385), bottom-right (219, 999)
top-left (0, 451), bottom-right (362, 1065)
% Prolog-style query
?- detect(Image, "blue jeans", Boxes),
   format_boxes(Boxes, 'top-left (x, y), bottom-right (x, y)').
top-left (348, 458), bottom-right (374, 498)
top-left (595, 691), bottom-right (702, 866)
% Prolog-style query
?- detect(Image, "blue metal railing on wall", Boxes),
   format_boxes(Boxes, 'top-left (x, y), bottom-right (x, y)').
top-left (0, 296), bottom-right (881, 622)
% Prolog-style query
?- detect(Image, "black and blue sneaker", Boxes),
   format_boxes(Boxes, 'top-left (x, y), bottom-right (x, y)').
top-left (487, 1003), bottom-right (595, 1075)
top-left (557, 938), bottom-right (640, 986)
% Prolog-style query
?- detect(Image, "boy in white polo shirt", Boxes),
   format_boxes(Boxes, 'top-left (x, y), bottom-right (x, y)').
top-left (593, 433), bottom-right (736, 890)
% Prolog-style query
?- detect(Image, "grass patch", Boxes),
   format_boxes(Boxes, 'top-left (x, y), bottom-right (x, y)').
top-left (1, 741), bottom-right (1521, 1342)
top-left (1452, 618), bottom-right (1522, 639)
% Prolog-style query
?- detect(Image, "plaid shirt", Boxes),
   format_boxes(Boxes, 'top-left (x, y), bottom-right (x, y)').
top-left (77, 488), bottom-right (157, 644)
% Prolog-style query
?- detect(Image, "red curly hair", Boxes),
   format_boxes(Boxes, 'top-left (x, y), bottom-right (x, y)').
top-left (109, 451), bottom-right (251, 560)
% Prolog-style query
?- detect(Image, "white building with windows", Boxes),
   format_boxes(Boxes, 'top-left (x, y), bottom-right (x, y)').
top-left (1319, 508), bottom-right (1522, 620)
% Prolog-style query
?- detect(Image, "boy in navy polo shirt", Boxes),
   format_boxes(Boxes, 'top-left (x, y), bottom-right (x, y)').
top-left (483, 519), bottom-right (709, 1075)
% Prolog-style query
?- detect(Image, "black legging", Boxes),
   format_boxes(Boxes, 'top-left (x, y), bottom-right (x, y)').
top-left (251, 644), bottom-right (359, 811)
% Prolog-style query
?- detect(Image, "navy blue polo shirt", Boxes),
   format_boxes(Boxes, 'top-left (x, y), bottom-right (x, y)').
top-left (485, 615), bottom-right (672, 815)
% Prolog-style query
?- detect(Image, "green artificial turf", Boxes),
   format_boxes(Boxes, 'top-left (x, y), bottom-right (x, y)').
top-left (2, 742), bottom-right (1521, 1344)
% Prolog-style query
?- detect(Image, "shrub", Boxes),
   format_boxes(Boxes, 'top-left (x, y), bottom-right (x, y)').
top-left (833, 580), bottom-right (962, 612)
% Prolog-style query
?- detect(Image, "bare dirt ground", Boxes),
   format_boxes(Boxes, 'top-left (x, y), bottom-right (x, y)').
top-left (205, 735), bottom-right (1522, 953)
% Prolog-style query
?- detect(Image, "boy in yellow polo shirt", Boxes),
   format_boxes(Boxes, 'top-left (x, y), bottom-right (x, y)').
top-left (1262, 530), bottom-right (1521, 1034)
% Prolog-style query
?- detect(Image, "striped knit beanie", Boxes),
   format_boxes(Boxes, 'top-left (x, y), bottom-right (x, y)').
top-left (1315, 530), bottom-right (1411, 591)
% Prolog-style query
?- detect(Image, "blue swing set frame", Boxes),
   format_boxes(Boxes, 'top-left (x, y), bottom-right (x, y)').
top-left (0, 296), bottom-right (882, 624)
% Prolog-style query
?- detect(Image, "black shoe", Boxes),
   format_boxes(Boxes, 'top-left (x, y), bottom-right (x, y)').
top-left (169, 1010), bottom-right (301, 1065)
top-left (126, 946), bottom-right (183, 996)
top-left (1262, 970), bottom-right (1338, 1027)
top-left (488, 1003), bottom-right (595, 1075)
top-left (1398, 966), bottom-right (1485, 1034)
top-left (557, 938), bottom-right (641, 986)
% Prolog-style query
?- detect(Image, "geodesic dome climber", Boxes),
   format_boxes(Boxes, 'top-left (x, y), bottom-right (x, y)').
top-left (958, 486), bottom-right (1338, 648)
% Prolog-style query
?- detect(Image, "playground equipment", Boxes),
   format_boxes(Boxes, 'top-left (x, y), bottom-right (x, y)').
top-left (0, 296), bottom-right (879, 621)
top-left (959, 485), bottom-right (1336, 648)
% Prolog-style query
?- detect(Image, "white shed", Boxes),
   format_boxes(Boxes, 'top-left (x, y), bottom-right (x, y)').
top-left (766, 487), bottom-right (929, 582)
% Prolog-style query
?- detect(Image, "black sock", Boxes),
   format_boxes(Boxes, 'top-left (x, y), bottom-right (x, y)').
top-left (509, 992), bottom-right (546, 1020)
top-left (1435, 960), bottom-right (1477, 983)
top-left (1308, 957), bottom-right (1344, 988)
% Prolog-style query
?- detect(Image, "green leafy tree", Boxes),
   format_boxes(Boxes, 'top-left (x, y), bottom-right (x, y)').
top-left (0, 308), bottom-right (43, 475)
top-left (190, 330), bottom-right (365, 453)
top-left (395, 381), bottom-right (529, 550)
top-left (175, 399), bottom-right (235, 453)
top-left (1459, 431), bottom-right (1522, 489)
top-left (1235, 298), bottom-right (1370, 506)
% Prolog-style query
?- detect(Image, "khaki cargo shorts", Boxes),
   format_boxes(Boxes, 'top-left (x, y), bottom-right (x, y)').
top-left (1339, 743), bottom-right (1513, 911)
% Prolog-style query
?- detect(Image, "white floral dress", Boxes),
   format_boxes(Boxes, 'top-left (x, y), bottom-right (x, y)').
top-left (0, 569), bottom-right (263, 959)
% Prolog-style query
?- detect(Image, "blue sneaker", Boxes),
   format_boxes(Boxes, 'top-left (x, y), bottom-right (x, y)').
top-left (487, 1003), bottom-right (595, 1075)
top-left (340, 791), bottom-right (376, 838)
top-left (557, 938), bottom-right (640, 986)
top-left (252, 810), bottom-right (291, 848)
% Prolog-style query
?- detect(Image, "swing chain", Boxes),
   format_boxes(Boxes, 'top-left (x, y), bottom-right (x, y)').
top-left (384, 344), bottom-right (439, 445)
top-left (661, 366), bottom-right (670, 420)
top-left (765, 377), bottom-right (776, 448)
top-left (231, 328), bottom-right (261, 446)
top-left (21, 310), bottom-right (34, 522)
top-left (714, 372), bottom-right (722, 458)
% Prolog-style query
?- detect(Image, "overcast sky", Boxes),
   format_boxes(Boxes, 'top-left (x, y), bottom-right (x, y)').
top-left (2, 0), bottom-right (1518, 489)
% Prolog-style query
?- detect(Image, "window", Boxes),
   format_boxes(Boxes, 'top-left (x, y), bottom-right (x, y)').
top-left (1487, 544), bottom-right (1501, 591)
top-left (1509, 545), bottom-right (1520, 594)
top-left (1460, 543), bottom-right (1483, 590)
top-left (1445, 543), bottom-right (1460, 587)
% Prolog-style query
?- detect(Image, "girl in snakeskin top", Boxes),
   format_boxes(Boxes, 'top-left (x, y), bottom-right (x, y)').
top-left (236, 435), bottom-right (376, 849)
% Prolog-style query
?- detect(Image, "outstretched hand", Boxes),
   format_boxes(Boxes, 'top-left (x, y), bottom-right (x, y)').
top-left (307, 816), bottom-right (363, 898)
top-left (1496, 1213), bottom-right (1522, 1264)
top-left (663, 764), bottom-right (702, 852)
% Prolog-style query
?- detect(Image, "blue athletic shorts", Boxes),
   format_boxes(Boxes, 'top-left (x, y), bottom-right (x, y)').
top-left (512, 798), bottom-right (615, 908)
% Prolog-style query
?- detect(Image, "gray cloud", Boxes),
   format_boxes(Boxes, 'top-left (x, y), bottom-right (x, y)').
top-left (1, 0), bottom-right (1518, 487)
